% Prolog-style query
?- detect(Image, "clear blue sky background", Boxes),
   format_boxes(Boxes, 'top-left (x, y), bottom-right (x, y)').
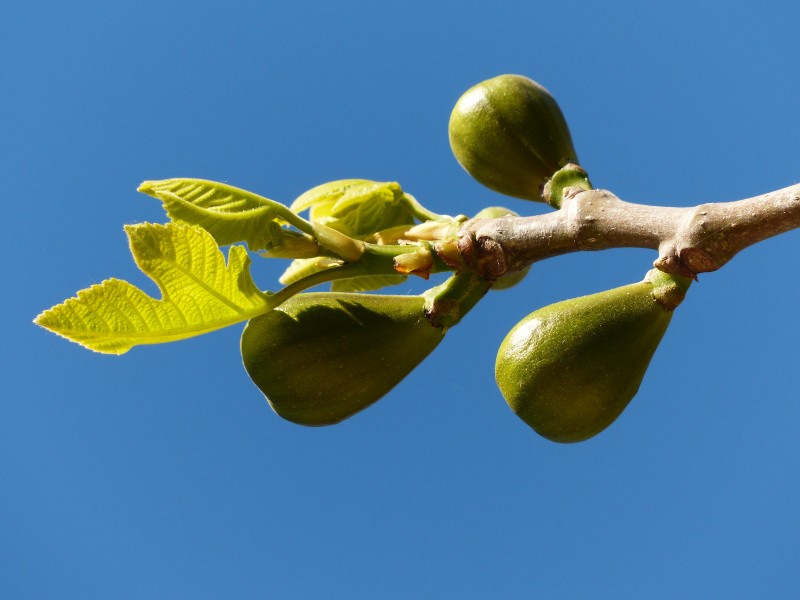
top-left (4, 1), bottom-right (800, 598)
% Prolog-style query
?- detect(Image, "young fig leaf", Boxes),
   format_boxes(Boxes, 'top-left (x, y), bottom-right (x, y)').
top-left (35, 223), bottom-right (270, 354)
top-left (290, 179), bottom-right (415, 239)
top-left (138, 178), bottom-right (312, 251)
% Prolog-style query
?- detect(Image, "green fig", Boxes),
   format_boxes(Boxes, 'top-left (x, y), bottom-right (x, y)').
top-left (449, 74), bottom-right (578, 202)
top-left (495, 270), bottom-right (690, 443)
top-left (241, 292), bottom-right (444, 426)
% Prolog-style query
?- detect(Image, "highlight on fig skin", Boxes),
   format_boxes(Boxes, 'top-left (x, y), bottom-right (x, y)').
top-left (241, 292), bottom-right (445, 426)
top-left (495, 271), bottom-right (691, 443)
top-left (448, 74), bottom-right (578, 202)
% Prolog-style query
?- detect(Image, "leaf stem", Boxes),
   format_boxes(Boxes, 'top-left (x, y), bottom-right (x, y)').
top-left (402, 193), bottom-right (451, 222)
top-left (264, 242), bottom-right (457, 312)
top-left (423, 272), bottom-right (493, 328)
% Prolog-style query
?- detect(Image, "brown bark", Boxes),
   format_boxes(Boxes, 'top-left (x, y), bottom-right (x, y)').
top-left (456, 182), bottom-right (800, 280)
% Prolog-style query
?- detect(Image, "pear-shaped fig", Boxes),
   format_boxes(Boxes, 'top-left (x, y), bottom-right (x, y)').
top-left (241, 292), bottom-right (444, 426)
top-left (495, 271), bottom-right (690, 443)
top-left (449, 74), bottom-right (578, 202)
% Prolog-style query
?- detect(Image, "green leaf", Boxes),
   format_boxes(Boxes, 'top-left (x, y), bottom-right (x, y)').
top-left (278, 257), bottom-right (344, 286)
top-left (138, 178), bottom-right (312, 251)
top-left (290, 179), bottom-right (415, 239)
top-left (35, 223), bottom-right (270, 354)
top-left (330, 182), bottom-right (397, 215)
top-left (290, 179), bottom-right (388, 216)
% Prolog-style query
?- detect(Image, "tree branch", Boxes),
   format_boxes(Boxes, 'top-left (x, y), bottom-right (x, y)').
top-left (456, 182), bottom-right (800, 279)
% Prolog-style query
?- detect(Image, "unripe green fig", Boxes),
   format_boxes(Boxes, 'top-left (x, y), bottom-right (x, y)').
top-left (241, 292), bottom-right (444, 426)
top-left (495, 270), bottom-right (690, 443)
top-left (449, 74), bottom-right (578, 202)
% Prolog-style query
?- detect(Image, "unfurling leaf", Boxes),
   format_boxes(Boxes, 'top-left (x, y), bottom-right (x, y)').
top-left (278, 257), bottom-right (345, 286)
top-left (35, 223), bottom-right (270, 354)
top-left (290, 179), bottom-right (415, 239)
top-left (138, 178), bottom-right (311, 251)
top-left (290, 179), bottom-right (397, 218)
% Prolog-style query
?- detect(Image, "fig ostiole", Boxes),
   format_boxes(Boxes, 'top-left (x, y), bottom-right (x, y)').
top-left (495, 270), bottom-right (691, 443)
top-left (241, 292), bottom-right (444, 426)
top-left (449, 74), bottom-right (579, 203)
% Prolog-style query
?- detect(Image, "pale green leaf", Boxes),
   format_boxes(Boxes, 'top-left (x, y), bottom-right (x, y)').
top-left (290, 179), bottom-right (378, 216)
top-left (138, 178), bottom-right (311, 251)
top-left (279, 257), bottom-right (344, 286)
top-left (35, 223), bottom-right (270, 354)
top-left (289, 179), bottom-right (414, 239)
top-left (336, 200), bottom-right (414, 239)
top-left (329, 182), bottom-right (398, 216)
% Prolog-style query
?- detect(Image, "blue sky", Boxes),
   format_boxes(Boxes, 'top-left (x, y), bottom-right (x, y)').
top-left (4, 1), bottom-right (800, 598)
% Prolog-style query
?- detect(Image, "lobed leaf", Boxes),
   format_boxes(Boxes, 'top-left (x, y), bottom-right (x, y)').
top-left (138, 178), bottom-right (308, 251)
top-left (35, 223), bottom-right (270, 354)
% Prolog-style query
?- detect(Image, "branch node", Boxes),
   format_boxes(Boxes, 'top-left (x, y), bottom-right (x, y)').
top-left (475, 237), bottom-right (508, 279)
top-left (680, 247), bottom-right (720, 273)
top-left (458, 219), bottom-right (511, 280)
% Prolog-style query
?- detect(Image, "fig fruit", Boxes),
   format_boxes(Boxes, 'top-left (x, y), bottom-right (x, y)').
top-left (449, 74), bottom-right (578, 202)
top-left (241, 292), bottom-right (444, 425)
top-left (495, 270), bottom-right (690, 443)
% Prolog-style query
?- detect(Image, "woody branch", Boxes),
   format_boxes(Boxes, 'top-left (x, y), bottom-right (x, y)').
top-left (455, 182), bottom-right (800, 280)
